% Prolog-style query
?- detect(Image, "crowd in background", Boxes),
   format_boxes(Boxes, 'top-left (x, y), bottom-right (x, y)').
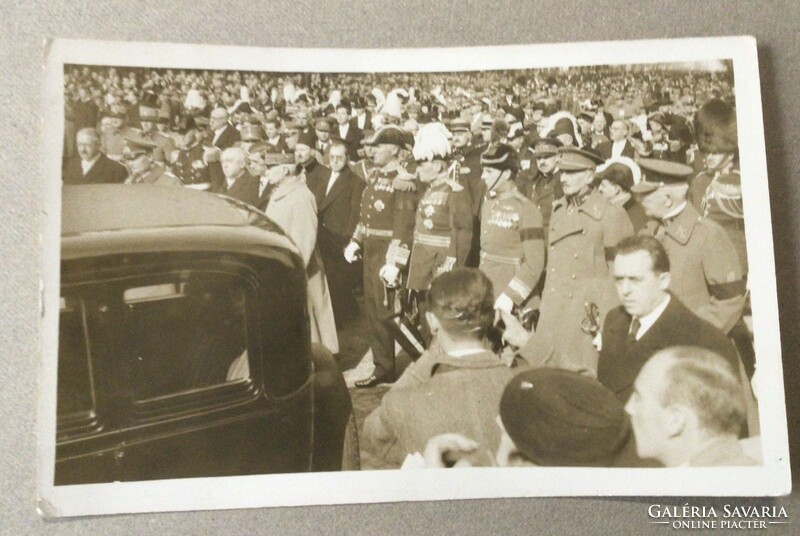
top-left (62, 61), bottom-right (760, 469)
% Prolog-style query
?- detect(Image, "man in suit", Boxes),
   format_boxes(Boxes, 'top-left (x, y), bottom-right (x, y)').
top-left (350, 96), bottom-right (372, 133)
top-left (206, 107), bottom-right (242, 191)
top-left (597, 235), bottom-right (740, 404)
top-left (213, 147), bottom-right (260, 207)
top-left (63, 127), bottom-right (128, 185)
top-left (596, 120), bottom-right (637, 160)
top-left (334, 102), bottom-right (363, 162)
top-left (315, 141), bottom-right (366, 327)
top-left (295, 131), bottom-right (331, 195)
top-left (625, 346), bottom-right (756, 467)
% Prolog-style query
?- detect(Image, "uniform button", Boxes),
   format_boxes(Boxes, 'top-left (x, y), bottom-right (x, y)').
top-left (573, 253), bottom-right (578, 259)
top-left (581, 230), bottom-right (586, 234)
top-left (571, 274), bottom-right (576, 280)
top-left (568, 293), bottom-right (573, 299)
top-left (550, 245), bottom-right (555, 250)
top-left (551, 267), bottom-right (555, 272)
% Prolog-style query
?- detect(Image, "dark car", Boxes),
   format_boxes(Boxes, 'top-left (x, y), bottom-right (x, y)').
top-left (56, 185), bottom-right (358, 485)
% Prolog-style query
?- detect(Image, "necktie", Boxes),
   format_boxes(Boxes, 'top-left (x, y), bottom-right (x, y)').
top-left (627, 317), bottom-right (641, 344)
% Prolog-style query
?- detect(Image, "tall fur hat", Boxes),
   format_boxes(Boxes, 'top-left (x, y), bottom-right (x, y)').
top-left (695, 99), bottom-right (738, 154)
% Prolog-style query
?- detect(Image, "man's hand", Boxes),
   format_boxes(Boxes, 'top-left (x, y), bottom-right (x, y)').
top-left (422, 433), bottom-right (479, 468)
top-left (344, 241), bottom-right (361, 263)
top-left (499, 309), bottom-right (533, 348)
top-left (494, 293), bottom-right (514, 314)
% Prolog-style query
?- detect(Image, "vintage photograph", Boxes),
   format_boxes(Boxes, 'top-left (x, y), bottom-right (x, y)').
top-left (38, 37), bottom-right (790, 516)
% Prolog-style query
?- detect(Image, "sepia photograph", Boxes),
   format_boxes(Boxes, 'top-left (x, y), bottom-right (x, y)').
top-left (38, 36), bottom-right (790, 517)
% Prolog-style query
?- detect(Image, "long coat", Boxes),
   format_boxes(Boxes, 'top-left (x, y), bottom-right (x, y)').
top-left (265, 178), bottom-right (339, 354)
top-left (597, 294), bottom-right (739, 403)
top-left (520, 190), bottom-right (633, 375)
top-left (63, 153), bottom-right (128, 185)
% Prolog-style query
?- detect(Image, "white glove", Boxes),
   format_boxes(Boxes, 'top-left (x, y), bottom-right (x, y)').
top-left (379, 264), bottom-right (400, 287)
top-left (494, 293), bottom-right (514, 314)
top-left (344, 241), bottom-right (361, 263)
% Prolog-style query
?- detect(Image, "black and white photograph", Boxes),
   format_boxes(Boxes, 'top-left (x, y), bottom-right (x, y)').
top-left (38, 36), bottom-right (789, 517)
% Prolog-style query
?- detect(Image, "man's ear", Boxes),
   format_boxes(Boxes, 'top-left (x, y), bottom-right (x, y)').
top-left (426, 311), bottom-right (441, 335)
top-left (665, 404), bottom-right (688, 438)
top-left (658, 271), bottom-right (672, 291)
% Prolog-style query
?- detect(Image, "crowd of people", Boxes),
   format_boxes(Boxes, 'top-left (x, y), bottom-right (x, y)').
top-left (62, 61), bottom-right (758, 469)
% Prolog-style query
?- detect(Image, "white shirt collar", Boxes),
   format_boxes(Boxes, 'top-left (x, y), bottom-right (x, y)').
top-left (633, 294), bottom-right (671, 340)
top-left (663, 201), bottom-right (687, 221)
top-left (81, 153), bottom-right (101, 174)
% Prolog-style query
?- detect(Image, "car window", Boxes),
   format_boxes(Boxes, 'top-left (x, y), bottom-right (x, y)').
top-left (121, 273), bottom-right (252, 401)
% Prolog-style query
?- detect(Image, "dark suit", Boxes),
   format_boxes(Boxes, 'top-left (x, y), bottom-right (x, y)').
top-left (63, 153), bottom-right (128, 185)
top-left (333, 123), bottom-right (363, 162)
top-left (596, 140), bottom-right (637, 161)
top-left (597, 293), bottom-right (739, 404)
top-left (215, 171), bottom-right (260, 208)
top-left (301, 160), bottom-right (331, 202)
top-left (314, 167), bottom-right (366, 326)
top-left (208, 124), bottom-right (242, 191)
top-left (255, 179), bottom-right (275, 212)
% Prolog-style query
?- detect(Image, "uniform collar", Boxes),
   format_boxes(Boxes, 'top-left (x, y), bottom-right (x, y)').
top-left (662, 202), bottom-right (699, 245)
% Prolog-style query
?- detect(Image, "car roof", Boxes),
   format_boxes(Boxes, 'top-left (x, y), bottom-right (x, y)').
top-left (62, 185), bottom-right (252, 235)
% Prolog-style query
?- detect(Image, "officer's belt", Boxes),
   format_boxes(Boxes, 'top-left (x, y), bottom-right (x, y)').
top-left (413, 232), bottom-right (451, 248)
top-left (480, 251), bottom-right (521, 265)
top-left (364, 227), bottom-right (394, 238)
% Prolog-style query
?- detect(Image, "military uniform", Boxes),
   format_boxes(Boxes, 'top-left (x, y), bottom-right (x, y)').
top-left (352, 164), bottom-right (418, 381)
top-left (451, 142), bottom-right (487, 267)
top-left (645, 203), bottom-right (746, 334)
top-left (171, 142), bottom-right (210, 189)
top-left (406, 177), bottom-right (473, 291)
top-left (143, 131), bottom-right (176, 164)
top-left (479, 187), bottom-right (545, 305)
top-left (522, 189), bottom-right (633, 374)
top-left (689, 165), bottom-right (746, 273)
top-left (125, 162), bottom-right (183, 187)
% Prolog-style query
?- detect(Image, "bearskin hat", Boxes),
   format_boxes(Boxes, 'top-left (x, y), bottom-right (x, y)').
top-left (695, 99), bottom-right (738, 154)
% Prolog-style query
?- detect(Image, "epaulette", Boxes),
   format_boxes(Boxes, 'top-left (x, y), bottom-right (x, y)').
top-left (393, 172), bottom-right (417, 192)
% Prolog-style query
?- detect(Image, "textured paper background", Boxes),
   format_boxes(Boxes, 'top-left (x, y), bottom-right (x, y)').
top-left (2, 1), bottom-right (798, 533)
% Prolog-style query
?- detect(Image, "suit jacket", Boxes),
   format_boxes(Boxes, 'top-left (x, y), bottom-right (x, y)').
top-left (63, 153), bottom-right (128, 185)
top-left (211, 123), bottom-right (241, 150)
top-left (316, 166), bottom-right (366, 247)
top-left (216, 171), bottom-right (260, 208)
top-left (597, 293), bottom-right (739, 403)
top-left (333, 123), bottom-right (363, 162)
top-left (301, 160), bottom-right (332, 203)
top-left (596, 139), bottom-right (636, 161)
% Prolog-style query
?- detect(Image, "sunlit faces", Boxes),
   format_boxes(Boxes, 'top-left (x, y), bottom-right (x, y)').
top-left (221, 148), bottom-right (246, 178)
top-left (247, 152), bottom-right (267, 178)
top-left (613, 250), bottom-right (671, 319)
top-left (624, 353), bottom-right (676, 460)
top-left (637, 188), bottom-right (672, 219)
top-left (123, 150), bottom-right (151, 175)
top-left (209, 108), bottom-right (229, 131)
top-left (481, 166), bottom-right (511, 191)
top-left (451, 130), bottom-right (470, 149)
top-left (536, 153), bottom-right (559, 174)
top-left (293, 143), bottom-right (314, 166)
top-left (609, 120), bottom-right (629, 142)
top-left (76, 130), bottom-right (100, 162)
top-left (335, 107), bottom-right (350, 126)
top-left (597, 178), bottom-right (621, 200)
top-left (560, 168), bottom-right (593, 197)
top-left (328, 145), bottom-right (348, 172)
top-left (592, 114), bottom-right (607, 133)
top-left (372, 143), bottom-right (398, 167)
top-left (266, 163), bottom-right (293, 185)
top-left (416, 160), bottom-right (445, 183)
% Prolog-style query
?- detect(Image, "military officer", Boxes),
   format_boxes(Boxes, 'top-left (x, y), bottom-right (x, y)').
top-left (520, 147), bottom-right (633, 375)
top-left (122, 132), bottom-right (183, 187)
top-left (344, 125), bottom-right (419, 388)
top-left (138, 102), bottom-right (175, 164)
top-left (519, 137), bottom-right (564, 240)
top-left (448, 118), bottom-right (487, 267)
top-left (478, 143), bottom-right (545, 314)
top-left (688, 99), bottom-right (745, 273)
top-left (633, 158), bottom-right (746, 335)
top-left (170, 115), bottom-right (211, 190)
top-left (406, 122), bottom-right (473, 293)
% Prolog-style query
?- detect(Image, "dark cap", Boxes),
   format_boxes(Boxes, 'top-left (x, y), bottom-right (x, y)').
top-left (448, 118), bottom-right (471, 133)
top-left (596, 163), bottom-right (635, 192)
top-left (529, 137), bottom-right (563, 157)
top-left (480, 143), bottom-right (519, 173)
top-left (551, 117), bottom-right (577, 141)
top-left (557, 147), bottom-right (604, 171)
top-left (500, 368), bottom-right (630, 467)
top-left (123, 131), bottom-right (158, 153)
top-left (365, 125), bottom-right (412, 149)
top-left (632, 158), bottom-right (695, 194)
